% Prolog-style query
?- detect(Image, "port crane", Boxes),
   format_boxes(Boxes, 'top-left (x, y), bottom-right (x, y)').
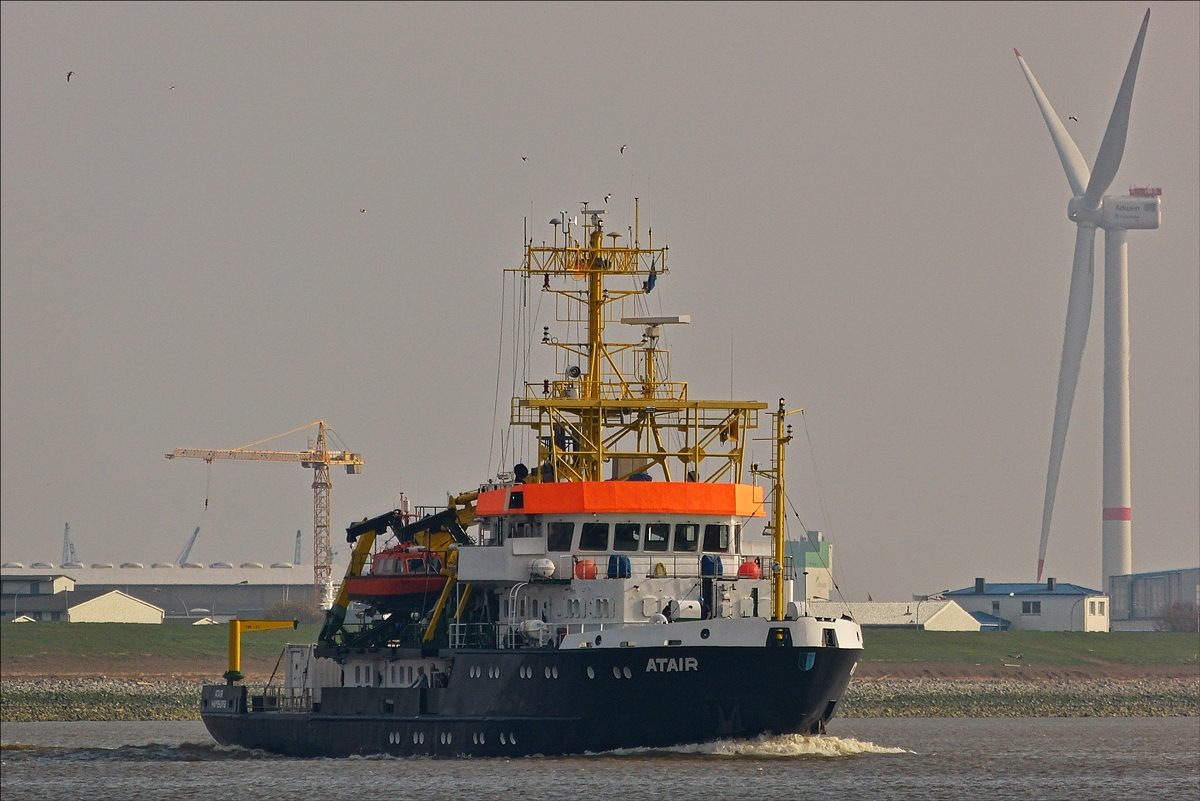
top-left (177, 526), bottom-right (202, 565)
top-left (166, 421), bottom-right (363, 606)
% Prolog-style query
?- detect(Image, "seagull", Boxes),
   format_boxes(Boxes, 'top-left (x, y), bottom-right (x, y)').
top-left (66, 71), bottom-right (74, 82)
top-left (1068, 115), bottom-right (1078, 122)
top-left (620, 144), bottom-right (627, 154)
top-left (167, 85), bottom-right (176, 90)
top-left (604, 193), bottom-right (612, 204)
top-left (521, 156), bottom-right (528, 162)
top-left (359, 208), bottom-right (367, 213)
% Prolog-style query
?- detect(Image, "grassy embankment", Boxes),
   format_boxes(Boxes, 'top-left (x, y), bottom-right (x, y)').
top-left (841, 628), bottom-right (1199, 717)
top-left (0, 621), bottom-right (322, 670)
top-left (2, 624), bottom-right (1197, 721)
top-left (860, 628), bottom-right (1200, 667)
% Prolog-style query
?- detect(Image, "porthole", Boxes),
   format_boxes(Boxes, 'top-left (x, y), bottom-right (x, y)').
top-left (587, 666), bottom-right (595, 679)
top-left (500, 732), bottom-right (507, 745)
top-left (595, 634), bottom-right (602, 646)
top-left (701, 628), bottom-right (711, 639)
top-left (480, 732), bottom-right (486, 744)
top-left (447, 732), bottom-right (453, 744)
top-left (419, 732), bottom-right (425, 745)
top-left (510, 731), bottom-right (517, 745)
top-left (473, 732), bottom-right (479, 744)
top-left (440, 732), bottom-right (446, 744)
top-left (552, 666), bottom-right (559, 679)
top-left (612, 666), bottom-right (621, 678)
top-left (544, 666), bottom-right (551, 679)
top-left (412, 732), bottom-right (419, 744)
top-left (623, 666), bottom-right (632, 679)
top-left (389, 732), bottom-right (394, 743)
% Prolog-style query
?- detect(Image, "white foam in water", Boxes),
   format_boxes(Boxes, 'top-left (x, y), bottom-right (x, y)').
top-left (611, 733), bottom-right (908, 758)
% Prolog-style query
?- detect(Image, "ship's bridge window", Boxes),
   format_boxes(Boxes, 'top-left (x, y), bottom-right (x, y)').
top-left (673, 523), bottom-right (699, 552)
top-left (547, 522), bottom-right (574, 552)
top-left (479, 519), bottom-right (500, 546)
top-left (613, 523), bottom-right (640, 552)
top-left (407, 558), bottom-right (425, 573)
top-left (579, 522), bottom-right (610, 551)
top-left (645, 523), bottom-right (670, 552)
top-left (509, 519), bottom-right (541, 539)
top-left (703, 524), bottom-right (730, 553)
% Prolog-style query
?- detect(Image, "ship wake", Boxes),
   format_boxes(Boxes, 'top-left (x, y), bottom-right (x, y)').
top-left (608, 733), bottom-right (908, 758)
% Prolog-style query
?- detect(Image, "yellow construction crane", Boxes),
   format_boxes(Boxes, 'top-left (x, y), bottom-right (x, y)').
top-left (166, 421), bottom-right (363, 607)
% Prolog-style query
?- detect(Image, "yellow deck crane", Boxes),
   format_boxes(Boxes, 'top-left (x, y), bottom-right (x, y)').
top-left (166, 421), bottom-right (363, 607)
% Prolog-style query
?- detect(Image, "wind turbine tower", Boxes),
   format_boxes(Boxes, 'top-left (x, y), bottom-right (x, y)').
top-left (1016, 9), bottom-right (1160, 591)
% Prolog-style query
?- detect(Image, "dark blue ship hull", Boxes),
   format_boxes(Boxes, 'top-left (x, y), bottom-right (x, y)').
top-left (201, 644), bottom-right (858, 757)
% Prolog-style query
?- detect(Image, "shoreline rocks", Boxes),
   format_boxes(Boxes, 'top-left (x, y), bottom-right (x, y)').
top-left (2, 675), bottom-right (1196, 722)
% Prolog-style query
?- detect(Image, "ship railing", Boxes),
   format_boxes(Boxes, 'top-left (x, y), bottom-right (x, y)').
top-left (570, 553), bottom-right (765, 581)
top-left (449, 622), bottom-right (494, 650)
top-left (244, 685), bottom-right (313, 714)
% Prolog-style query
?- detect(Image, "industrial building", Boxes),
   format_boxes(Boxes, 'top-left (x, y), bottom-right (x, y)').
top-left (1, 563), bottom-right (321, 622)
top-left (1108, 567), bottom-right (1200, 631)
top-left (786, 532), bottom-right (835, 602)
top-left (943, 578), bottom-right (1110, 632)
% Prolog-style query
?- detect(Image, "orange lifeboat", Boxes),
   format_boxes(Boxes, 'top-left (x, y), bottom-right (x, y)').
top-left (343, 544), bottom-right (448, 607)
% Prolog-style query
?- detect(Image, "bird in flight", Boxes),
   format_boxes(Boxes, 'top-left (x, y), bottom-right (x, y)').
top-left (359, 208), bottom-right (367, 213)
top-left (522, 156), bottom-right (528, 162)
top-left (604, 193), bottom-right (612, 204)
top-left (66, 71), bottom-right (74, 82)
top-left (1068, 115), bottom-right (1078, 122)
top-left (619, 144), bottom-right (627, 154)
top-left (167, 85), bottom-right (176, 90)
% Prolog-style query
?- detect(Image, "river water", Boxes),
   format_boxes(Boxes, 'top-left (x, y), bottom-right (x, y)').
top-left (2, 717), bottom-right (1196, 800)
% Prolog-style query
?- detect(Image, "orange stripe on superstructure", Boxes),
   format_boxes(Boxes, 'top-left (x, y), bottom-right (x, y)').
top-left (476, 482), bottom-right (765, 517)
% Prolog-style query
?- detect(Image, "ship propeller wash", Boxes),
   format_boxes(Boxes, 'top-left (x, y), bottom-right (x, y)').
top-left (201, 201), bottom-right (862, 756)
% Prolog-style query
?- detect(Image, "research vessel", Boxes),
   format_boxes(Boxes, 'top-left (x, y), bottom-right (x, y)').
top-left (200, 202), bottom-right (862, 756)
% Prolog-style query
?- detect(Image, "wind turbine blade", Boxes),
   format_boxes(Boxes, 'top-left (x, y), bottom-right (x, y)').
top-left (1083, 9), bottom-right (1151, 209)
top-left (1038, 226), bottom-right (1097, 580)
top-left (1015, 49), bottom-right (1090, 197)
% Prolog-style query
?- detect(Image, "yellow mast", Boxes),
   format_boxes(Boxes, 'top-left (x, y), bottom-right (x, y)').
top-left (753, 398), bottom-right (800, 620)
top-left (511, 204), bottom-right (766, 483)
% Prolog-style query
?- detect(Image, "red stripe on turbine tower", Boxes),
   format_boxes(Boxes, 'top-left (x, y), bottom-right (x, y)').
top-left (1103, 507), bottom-right (1132, 521)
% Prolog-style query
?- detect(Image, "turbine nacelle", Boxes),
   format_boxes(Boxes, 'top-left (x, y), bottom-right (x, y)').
top-left (1067, 194), bottom-right (1160, 230)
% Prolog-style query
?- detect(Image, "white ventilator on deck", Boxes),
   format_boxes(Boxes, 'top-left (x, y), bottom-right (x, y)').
top-left (1015, 9), bottom-right (1159, 588)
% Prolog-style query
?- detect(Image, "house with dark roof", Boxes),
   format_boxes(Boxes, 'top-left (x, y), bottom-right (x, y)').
top-left (943, 577), bottom-right (1109, 632)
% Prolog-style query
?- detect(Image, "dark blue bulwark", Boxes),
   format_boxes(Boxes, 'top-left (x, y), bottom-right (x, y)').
top-left (200, 644), bottom-right (859, 757)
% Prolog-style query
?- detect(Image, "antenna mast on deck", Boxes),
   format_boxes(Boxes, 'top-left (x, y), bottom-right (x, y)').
top-left (511, 202), bottom-right (766, 483)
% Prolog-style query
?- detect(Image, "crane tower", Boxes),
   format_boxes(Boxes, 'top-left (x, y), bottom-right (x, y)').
top-left (166, 421), bottom-right (363, 606)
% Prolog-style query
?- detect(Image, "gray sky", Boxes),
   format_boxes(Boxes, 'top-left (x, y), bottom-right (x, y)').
top-left (3, 2), bottom-right (1197, 600)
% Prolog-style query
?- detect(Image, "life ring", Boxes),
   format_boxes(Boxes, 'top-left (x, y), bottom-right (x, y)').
top-left (653, 562), bottom-right (668, 578)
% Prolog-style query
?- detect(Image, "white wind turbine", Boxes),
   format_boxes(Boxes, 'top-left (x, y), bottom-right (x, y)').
top-left (1015, 9), bottom-right (1160, 589)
